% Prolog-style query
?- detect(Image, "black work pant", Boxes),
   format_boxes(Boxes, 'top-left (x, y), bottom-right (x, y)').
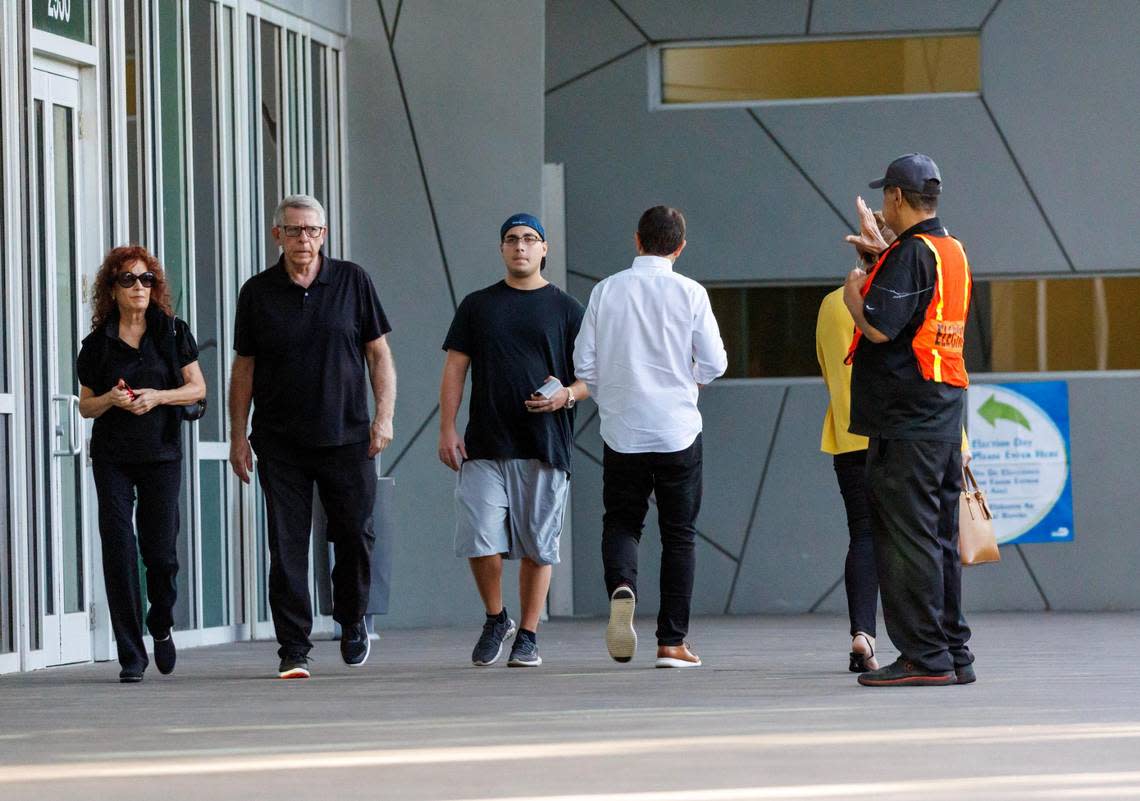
top-left (601, 434), bottom-right (702, 646)
top-left (865, 437), bottom-right (973, 673)
top-left (92, 458), bottom-right (182, 672)
top-left (257, 451), bottom-right (377, 659)
top-left (833, 450), bottom-right (878, 638)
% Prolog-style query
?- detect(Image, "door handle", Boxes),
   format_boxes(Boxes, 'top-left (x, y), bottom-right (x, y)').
top-left (69, 395), bottom-right (82, 456)
top-left (51, 395), bottom-right (69, 456)
top-left (50, 394), bottom-right (82, 457)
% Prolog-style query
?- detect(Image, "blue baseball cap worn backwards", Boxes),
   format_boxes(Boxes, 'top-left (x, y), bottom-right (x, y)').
top-left (869, 153), bottom-right (942, 195)
top-left (500, 213), bottom-right (545, 241)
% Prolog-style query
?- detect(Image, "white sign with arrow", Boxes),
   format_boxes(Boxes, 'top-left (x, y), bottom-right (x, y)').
top-left (966, 382), bottom-right (1074, 545)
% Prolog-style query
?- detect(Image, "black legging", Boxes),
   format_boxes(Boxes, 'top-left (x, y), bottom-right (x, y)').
top-left (832, 450), bottom-right (877, 637)
top-left (92, 459), bottom-right (181, 672)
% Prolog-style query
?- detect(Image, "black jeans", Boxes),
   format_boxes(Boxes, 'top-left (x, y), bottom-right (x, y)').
top-left (602, 434), bottom-right (702, 646)
top-left (833, 450), bottom-right (877, 637)
top-left (92, 459), bottom-right (182, 672)
top-left (865, 437), bottom-right (973, 673)
top-left (257, 451), bottom-right (377, 659)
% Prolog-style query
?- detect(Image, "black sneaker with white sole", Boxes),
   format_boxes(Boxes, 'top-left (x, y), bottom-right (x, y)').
top-left (507, 634), bottom-right (542, 667)
top-left (340, 620), bottom-right (370, 667)
top-left (278, 654), bottom-right (311, 679)
top-left (472, 611), bottom-right (516, 666)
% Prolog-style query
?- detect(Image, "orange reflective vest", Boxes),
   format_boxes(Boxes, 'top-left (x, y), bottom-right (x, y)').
top-left (845, 233), bottom-right (972, 388)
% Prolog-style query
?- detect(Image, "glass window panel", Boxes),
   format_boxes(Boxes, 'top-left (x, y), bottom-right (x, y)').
top-left (661, 35), bottom-right (980, 105)
top-left (173, 443), bottom-right (194, 631)
top-left (712, 276), bottom-right (1140, 379)
top-left (260, 20), bottom-right (281, 266)
top-left (189, 2), bottom-right (224, 441)
top-left (199, 461), bottom-right (228, 628)
top-left (124, 0), bottom-right (143, 244)
top-left (52, 104), bottom-right (83, 614)
top-left (0, 35), bottom-right (6, 394)
top-left (33, 99), bottom-right (54, 621)
top-left (158, 0), bottom-right (187, 313)
top-left (247, 14), bottom-right (261, 269)
top-left (254, 465), bottom-right (269, 623)
top-left (0, 421), bottom-right (12, 653)
top-left (287, 31), bottom-right (300, 192)
top-left (311, 41), bottom-right (326, 213)
top-left (328, 50), bottom-right (342, 255)
top-left (28, 100), bottom-right (46, 643)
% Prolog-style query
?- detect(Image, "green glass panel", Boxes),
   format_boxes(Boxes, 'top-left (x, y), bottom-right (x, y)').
top-left (158, 1), bottom-right (187, 314)
top-left (254, 466), bottom-right (269, 623)
top-left (173, 447), bottom-right (193, 630)
top-left (0, 423), bottom-right (12, 653)
top-left (259, 20), bottom-right (281, 266)
top-left (32, 0), bottom-right (91, 44)
top-left (189, 2), bottom-right (225, 441)
top-left (52, 104), bottom-right (83, 614)
top-left (199, 461), bottom-right (228, 628)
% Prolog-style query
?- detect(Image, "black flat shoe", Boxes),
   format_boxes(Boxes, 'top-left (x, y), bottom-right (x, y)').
top-left (153, 631), bottom-right (176, 675)
top-left (119, 668), bottom-right (144, 683)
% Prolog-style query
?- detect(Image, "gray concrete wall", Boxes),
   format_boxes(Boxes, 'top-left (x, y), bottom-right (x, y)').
top-left (547, 0), bottom-right (1140, 615)
top-left (345, 0), bottom-right (545, 626)
top-left (546, 0), bottom-right (1140, 283)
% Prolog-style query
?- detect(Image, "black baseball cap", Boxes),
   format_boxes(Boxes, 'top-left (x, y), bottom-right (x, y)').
top-left (869, 153), bottom-right (942, 195)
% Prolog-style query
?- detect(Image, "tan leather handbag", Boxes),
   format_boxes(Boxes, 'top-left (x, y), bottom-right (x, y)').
top-left (959, 465), bottom-right (1000, 566)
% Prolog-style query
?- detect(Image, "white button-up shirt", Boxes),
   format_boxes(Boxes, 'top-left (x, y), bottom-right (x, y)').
top-left (574, 255), bottom-right (728, 454)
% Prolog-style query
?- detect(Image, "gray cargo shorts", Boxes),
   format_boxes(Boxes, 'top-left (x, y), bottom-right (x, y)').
top-left (453, 458), bottom-right (569, 565)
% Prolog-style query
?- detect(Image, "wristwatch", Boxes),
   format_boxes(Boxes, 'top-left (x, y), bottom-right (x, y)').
top-left (564, 386), bottom-right (576, 409)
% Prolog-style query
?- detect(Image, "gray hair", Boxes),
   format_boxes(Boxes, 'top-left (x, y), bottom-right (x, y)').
top-left (273, 194), bottom-right (327, 227)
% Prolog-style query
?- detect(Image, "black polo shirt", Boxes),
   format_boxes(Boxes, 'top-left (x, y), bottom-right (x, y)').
top-left (76, 306), bottom-right (199, 464)
top-left (849, 217), bottom-right (966, 443)
top-left (234, 254), bottom-right (391, 458)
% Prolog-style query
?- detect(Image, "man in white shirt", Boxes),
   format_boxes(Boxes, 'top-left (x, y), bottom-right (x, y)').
top-left (574, 206), bottom-right (728, 668)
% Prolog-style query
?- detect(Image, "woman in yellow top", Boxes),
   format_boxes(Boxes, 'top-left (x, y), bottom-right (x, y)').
top-left (816, 283), bottom-right (880, 672)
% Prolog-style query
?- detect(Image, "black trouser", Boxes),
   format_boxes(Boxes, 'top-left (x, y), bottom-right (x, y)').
top-left (865, 437), bottom-right (973, 673)
top-left (257, 451), bottom-right (377, 659)
top-left (833, 450), bottom-right (877, 638)
top-left (601, 434), bottom-right (702, 647)
top-left (92, 459), bottom-right (182, 672)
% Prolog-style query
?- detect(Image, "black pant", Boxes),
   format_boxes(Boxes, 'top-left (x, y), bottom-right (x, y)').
top-left (257, 451), bottom-right (377, 659)
top-left (601, 434), bottom-right (702, 646)
top-left (92, 459), bottom-right (182, 672)
top-left (865, 437), bottom-right (973, 673)
top-left (833, 450), bottom-right (877, 637)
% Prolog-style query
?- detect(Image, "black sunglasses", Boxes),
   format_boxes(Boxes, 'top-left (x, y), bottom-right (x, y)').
top-left (113, 271), bottom-right (157, 288)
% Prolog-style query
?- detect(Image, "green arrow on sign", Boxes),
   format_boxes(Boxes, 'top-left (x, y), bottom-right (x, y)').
top-left (978, 394), bottom-right (1031, 430)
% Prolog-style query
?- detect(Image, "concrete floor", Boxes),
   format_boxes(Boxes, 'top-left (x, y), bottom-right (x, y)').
top-left (1, 613), bottom-right (1138, 801)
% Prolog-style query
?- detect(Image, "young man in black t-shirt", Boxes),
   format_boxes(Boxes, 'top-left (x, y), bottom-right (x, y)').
top-left (438, 213), bottom-right (588, 667)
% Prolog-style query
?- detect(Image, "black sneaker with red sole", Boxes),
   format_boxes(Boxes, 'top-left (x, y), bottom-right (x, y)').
top-left (857, 658), bottom-right (956, 687)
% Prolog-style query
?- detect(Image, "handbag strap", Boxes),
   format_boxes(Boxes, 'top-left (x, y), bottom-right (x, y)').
top-left (962, 464), bottom-right (980, 492)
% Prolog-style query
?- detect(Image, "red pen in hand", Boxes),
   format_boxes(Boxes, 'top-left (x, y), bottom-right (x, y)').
top-left (118, 379), bottom-right (137, 401)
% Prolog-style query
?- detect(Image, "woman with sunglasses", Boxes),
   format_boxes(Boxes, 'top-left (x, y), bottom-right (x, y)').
top-left (76, 246), bottom-right (206, 683)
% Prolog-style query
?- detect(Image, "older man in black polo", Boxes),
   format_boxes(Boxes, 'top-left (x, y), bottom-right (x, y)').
top-left (229, 194), bottom-right (396, 679)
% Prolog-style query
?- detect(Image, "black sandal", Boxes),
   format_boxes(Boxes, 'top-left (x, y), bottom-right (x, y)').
top-left (848, 632), bottom-right (875, 673)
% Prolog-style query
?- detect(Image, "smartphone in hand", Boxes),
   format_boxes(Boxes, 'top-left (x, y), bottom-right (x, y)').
top-left (534, 377), bottom-right (563, 399)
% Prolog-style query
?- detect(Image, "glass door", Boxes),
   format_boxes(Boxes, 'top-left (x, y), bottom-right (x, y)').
top-left (29, 66), bottom-right (91, 666)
